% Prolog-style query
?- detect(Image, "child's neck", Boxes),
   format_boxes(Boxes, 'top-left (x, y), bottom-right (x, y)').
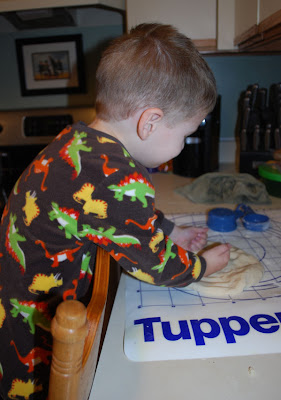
top-left (88, 118), bottom-right (118, 139)
top-left (89, 116), bottom-right (140, 154)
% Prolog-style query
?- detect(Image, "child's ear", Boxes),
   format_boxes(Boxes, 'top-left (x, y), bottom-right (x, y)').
top-left (137, 108), bottom-right (164, 140)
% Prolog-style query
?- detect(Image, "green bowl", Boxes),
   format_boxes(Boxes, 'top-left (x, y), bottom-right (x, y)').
top-left (258, 163), bottom-right (281, 198)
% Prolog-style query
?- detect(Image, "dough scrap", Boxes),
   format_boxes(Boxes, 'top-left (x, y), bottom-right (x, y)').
top-left (189, 245), bottom-right (264, 297)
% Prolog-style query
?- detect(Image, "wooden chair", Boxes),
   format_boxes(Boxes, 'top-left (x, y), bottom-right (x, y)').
top-left (48, 246), bottom-right (111, 400)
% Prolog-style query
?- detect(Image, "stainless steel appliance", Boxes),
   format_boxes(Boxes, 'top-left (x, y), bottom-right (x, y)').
top-left (0, 107), bottom-right (95, 211)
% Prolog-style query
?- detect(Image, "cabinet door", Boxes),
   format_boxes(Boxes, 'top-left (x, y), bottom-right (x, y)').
top-left (0, 0), bottom-right (125, 12)
top-left (235, 0), bottom-right (257, 38)
top-left (260, 0), bottom-right (281, 21)
top-left (217, 0), bottom-right (236, 50)
top-left (126, 0), bottom-right (217, 49)
top-left (234, 0), bottom-right (281, 51)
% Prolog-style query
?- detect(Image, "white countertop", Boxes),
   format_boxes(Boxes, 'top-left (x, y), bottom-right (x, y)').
top-left (151, 171), bottom-right (281, 215)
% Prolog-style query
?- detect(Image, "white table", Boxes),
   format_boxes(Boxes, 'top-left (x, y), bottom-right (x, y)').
top-left (90, 273), bottom-right (281, 400)
top-left (90, 173), bottom-right (281, 399)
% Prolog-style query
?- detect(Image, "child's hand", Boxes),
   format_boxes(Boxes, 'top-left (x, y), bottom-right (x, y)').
top-left (169, 225), bottom-right (208, 252)
top-left (201, 243), bottom-right (231, 277)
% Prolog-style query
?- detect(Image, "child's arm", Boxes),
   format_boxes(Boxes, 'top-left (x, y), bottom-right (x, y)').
top-left (83, 146), bottom-right (227, 287)
top-left (169, 225), bottom-right (231, 277)
top-left (169, 225), bottom-right (208, 252)
top-left (201, 244), bottom-right (231, 276)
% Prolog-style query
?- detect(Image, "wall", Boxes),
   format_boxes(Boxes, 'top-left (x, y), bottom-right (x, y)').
top-left (0, 20), bottom-right (281, 164)
top-left (0, 23), bottom-right (123, 110)
top-left (204, 53), bottom-right (281, 163)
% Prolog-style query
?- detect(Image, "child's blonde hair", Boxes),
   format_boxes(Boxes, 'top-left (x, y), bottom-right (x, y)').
top-left (95, 23), bottom-right (217, 125)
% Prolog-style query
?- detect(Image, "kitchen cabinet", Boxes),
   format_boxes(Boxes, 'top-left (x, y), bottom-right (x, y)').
top-left (126, 0), bottom-right (217, 51)
top-left (0, 0), bottom-right (237, 51)
top-left (234, 0), bottom-right (281, 51)
top-left (127, 0), bottom-right (236, 52)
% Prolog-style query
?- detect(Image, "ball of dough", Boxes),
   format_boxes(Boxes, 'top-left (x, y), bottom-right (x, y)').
top-left (189, 245), bottom-right (264, 297)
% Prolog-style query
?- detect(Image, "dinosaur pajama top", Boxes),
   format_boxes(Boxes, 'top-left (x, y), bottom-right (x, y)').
top-left (0, 122), bottom-right (206, 399)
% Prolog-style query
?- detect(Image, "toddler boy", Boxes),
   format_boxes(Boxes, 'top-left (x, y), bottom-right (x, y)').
top-left (0, 23), bottom-right (230, 399)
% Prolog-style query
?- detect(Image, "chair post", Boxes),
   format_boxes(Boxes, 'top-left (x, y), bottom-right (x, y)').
top-left (48, 300), bottom-right (88, 400)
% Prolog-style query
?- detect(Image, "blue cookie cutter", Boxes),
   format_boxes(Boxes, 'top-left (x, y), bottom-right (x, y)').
top-left (236, 204), bottom-right (270, 231)
top-left (207, 204), bottom-right (270, 232)
top-left (207, 207), bottom-right (242, 232)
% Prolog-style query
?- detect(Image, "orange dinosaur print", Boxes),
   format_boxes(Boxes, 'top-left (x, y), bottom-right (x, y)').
top-left (109, 249), bottom-right (138, 264)
top-left (35, 240), bottom-right (83, 268)
top-left (125, 215), bottom-right (157, 233)
top-left (25, 154), bottom-right (54, 192)
top-left (0, 257), bottom-right (2, 292)
top-left (13, 175), bottom-right (22, 195)
top-left (1, 197), bottom-right (10, 224)
top-left (73, 183), bottom-right (108, 218)
top-left (55, 125), bottom-right (72, 141)
top-left (22, 191), bottom-right (40, 226)
top-left (171, 246), bottom-right (192, 280)
top-left (101, 154), bottom-right (119, 177)
top-left (63, 279), bottom-right (78, 300)
top-left (10, 340), bottom-right (52, 373)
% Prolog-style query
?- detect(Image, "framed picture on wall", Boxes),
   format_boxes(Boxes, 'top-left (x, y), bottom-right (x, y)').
top-left (15, 34), bottom-right (86, 96)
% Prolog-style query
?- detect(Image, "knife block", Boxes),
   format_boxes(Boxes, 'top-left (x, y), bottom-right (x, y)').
top-left (239, 150), bottom-right (273, 178)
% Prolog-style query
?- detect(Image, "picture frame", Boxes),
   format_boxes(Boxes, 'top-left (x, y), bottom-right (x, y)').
top-left (16, 34), bottom-right (86, 96)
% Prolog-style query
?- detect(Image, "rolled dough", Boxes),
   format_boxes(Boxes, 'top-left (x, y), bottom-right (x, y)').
top-left (189, 245), bottom-right (264, 297)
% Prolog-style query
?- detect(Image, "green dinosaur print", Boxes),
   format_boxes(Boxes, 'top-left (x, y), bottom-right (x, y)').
top-left (10, 299), bottom-right (51, 334)
top-left (108, 172), bottom-right (155, 208)
top-left (49, 202), bottom-right (80, 239)
top-left (80, 225), bottom-right (141, 247)
top-left (122, 147), bottom-right (135, 168)
top-left (151, 238), bottom-right (176, 273)
top-left (59, 131), bottom-right (92, 179)
top-left (5, 213), bottom-right (26, 274)
top-left (80, 251), bottom-right (93, 280)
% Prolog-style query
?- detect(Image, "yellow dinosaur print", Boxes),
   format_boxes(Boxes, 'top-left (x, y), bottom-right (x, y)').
top-left (149, 229), bottom-right (164, 253)
top-left (28, 273), bottom-right (63, 294)
top-left (22, 191), bottom-right (40, 226)
top-left (13, 176), bottom-right (21, 195)
top-left (97, 136), bottom-right (116, 144)
top-left (8, 378), bottom-right (43, 399)
top-left (129, 267), bottom-right (155, 284)
top-left (73, 183), bottom-right (108, 219)
top-left (192, 257), bottom-right (202, 280)
top-left (0, 298), bottom-right (6, 328)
